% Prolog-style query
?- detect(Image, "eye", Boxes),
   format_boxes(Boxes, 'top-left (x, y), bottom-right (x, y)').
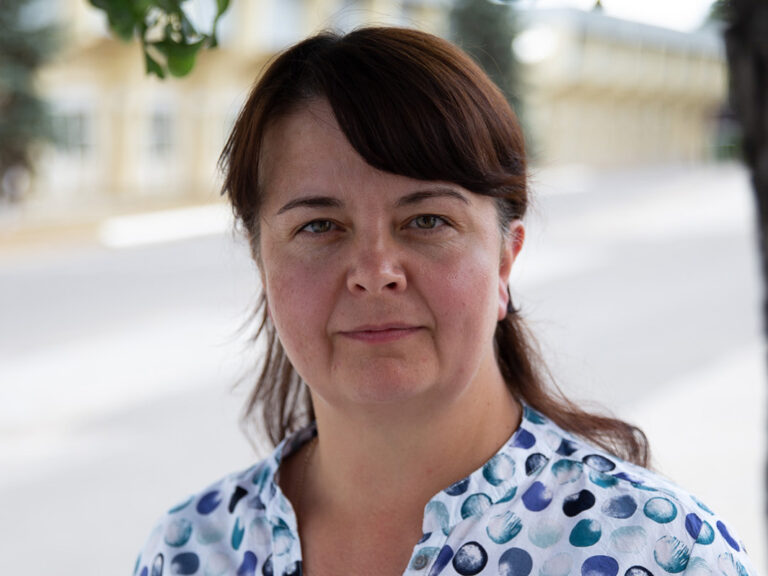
top-left (409, 215), bottom-right (446, 230)
top-left (300, 219), bottom-right (336, 234)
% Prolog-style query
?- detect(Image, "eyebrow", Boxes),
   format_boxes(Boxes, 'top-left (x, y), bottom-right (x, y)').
top-left (276, 196), bottom-right (343, 215)
top-left (275, 187), bottom-right (470, 215)
top-left (395, 187), bottom-right (470, 207)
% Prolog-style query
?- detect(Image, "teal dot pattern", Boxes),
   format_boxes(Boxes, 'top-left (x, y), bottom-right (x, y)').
top-left (134, 405), bottom-right (757, 576)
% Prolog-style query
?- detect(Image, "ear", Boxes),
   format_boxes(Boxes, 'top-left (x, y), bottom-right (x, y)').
top-left (498, 220), bottom-right (525, 321)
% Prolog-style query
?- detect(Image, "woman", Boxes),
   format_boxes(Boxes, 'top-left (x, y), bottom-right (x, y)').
top-left (136, 28), bottom-right (756, 576)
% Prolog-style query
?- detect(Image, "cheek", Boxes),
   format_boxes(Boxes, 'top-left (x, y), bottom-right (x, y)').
top-left (263, 257), bottom-right (336, 365)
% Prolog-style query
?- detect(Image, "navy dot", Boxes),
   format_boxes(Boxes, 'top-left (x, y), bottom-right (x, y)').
top-left (522, 481), bottom-right (553, 511)
top-left (428, 546), bottom-right (454, 576)
top-left (582, 556), bottom-right (619, 576)
top-left (563, 489), bottom-right (596, 517)
top-left (717, 521), bottom-right (740, 551)
top-left (170, 552), bottom-right (199, 575)
top-left (237, 551), bottom-right (258, 576)
top-left (283, 561), bottom-right (301, 576)
top-left (444, 477), bottom-right (470, 496)
top-left (582, 454), bottom-right (615, 472)
top-left (556, 438), bottom-right (579, 456)
top-left (196, 491), bottom-right (222, 515)
top-left (140, 568), bottom-right (148, 576)
top-left (601, 495), bottom-right (637, 519)
top-left (418, 532), bottom-right (432, 544)
top-left (512, 428), bottom-right (536, 449)
top-left (452, 542), bottom-right (488, 575)
top-left (262, 555), bottom-right (273, 576)
top-left (685, 513), bottom-right (703, 540)
top-left (624, 567), bottom-right (653, 576)
top-left (248, 495), bottom-right (266, 510)
top-left (498, 548), bottom-right (532, 576)
top-left (229, 486), bottom-right (249, 513)
top-left (151, 554), bottom-right (164, 576)
top-left (525, 453), bottom-right (549, 476)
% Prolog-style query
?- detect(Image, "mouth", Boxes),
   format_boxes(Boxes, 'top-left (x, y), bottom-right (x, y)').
top-left (339, 324), bottom-right (423, 343)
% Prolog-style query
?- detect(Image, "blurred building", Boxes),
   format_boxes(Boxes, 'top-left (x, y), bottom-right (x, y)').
top-left (33, 1), bottom-right (726, 205)
top-left (35, 0), bottom-right (446, 207)
top-left (515, 8), bottom-right (726, 166)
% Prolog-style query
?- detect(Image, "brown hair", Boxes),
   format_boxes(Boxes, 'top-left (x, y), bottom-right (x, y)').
top-left (220, 27), bottom-right (649, 466)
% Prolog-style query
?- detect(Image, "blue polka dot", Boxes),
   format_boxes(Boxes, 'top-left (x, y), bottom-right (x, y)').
top-left (168, 496), bottom-right (194, 514)
top-left (483, 453), bottom-right (516, 486)
top-left (444, 477), bottom-right (470, 496)
top-left (525, 453), bottom-right (549, 476)
top-left (164, 518), bottom-right (193, 547)
top-left (563, 489), bottom-right (596, 517)
top-left (237, 551), bottom-right (257, 576)
top-left (691, 495), bottom-right (714, 515)
top-left (695, 521), bottom-right (715, 545)
top-left (643, 497), bottom-right (677, 524)
top-left (418, 532), bottom-right (432, 544)
top-left (486, 510), bottom-right (523, 544)
top-left (196, 491), bottom-right (222, 515)
top-left (717, 521), bottom-right (740, 551)
top-left (524, 405), bottom-right (547, 424)
top-left (232, 518), bottom-right (245, 550)
top-left (512, 428), bottom-right (536, 449)
top-left (461, 493), bottom-right (492, 519)
top-left (653, 536), bottom-right (689, 573)
top-left (427, 545), bottom-right (454, 576)
top-left (582, 454), bottom-right (615, 472)
top-left (496, 485), bottom-right (518, 504)
top-left (684, 513), bottom-right (703, 540)
top-left (140, 568), bottom-right (148, 576)
top-left (283, 561), bottom-right (301, 576)
top-left (588, 470), bottom-right (618, 488)
top-left (624, 567), bottom-right (653, 576)
top-left (569, 519), bottom-right (602, 547)
top-left (228, 486), bottom-right (249, 513)
top-left (581, 555), bottom-right (619, 576)
top-left (262, 555), bottom-right (273, 576)
top-left (498, 548), bottom-right (533, 576)
top-left (452, 542), bottom-right (487, 575)
top-left (601, 495), bottom-right (637, 519)
top-left (170, 552), bottom-right (200, 575)
top-left (411, 547), bottom-right (439, 570)
top-left (556, 438), bottom-right (579, 456)
top-left (151, 554), bottom-right (163, 576)
top-left (552, 459), bottom-right (583, 484)
top-left (522, 481), bottom-right (553, 511)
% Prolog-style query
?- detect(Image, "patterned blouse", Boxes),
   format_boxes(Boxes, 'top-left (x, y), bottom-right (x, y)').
top-left (135, 404), bottom-right (757, 576)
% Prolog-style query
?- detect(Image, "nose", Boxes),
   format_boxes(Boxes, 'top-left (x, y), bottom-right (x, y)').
top-left (346, 232), bottom-right (407, 295)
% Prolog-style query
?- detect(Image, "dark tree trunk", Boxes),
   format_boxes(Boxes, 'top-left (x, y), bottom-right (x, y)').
top-left (722, 0), bottom-right (768, 539)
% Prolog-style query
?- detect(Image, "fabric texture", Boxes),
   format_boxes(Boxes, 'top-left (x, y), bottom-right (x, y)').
top-left (135, 404), bottom-right (757, 576)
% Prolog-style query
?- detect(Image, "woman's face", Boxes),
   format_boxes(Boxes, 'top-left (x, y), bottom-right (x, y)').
top-left (258, 99), bottom-right (523, 415)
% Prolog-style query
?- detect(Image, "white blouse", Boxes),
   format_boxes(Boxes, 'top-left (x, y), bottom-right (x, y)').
top-left (135, 404), bottom-right (757, 576)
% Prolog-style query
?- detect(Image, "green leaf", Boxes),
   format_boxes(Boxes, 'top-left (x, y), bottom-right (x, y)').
top-left (144, 51), bottom-right (166, 79)
top-left (154, 39), bottom-right (204, 77)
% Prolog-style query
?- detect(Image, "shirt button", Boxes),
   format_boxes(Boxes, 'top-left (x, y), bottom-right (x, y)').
top-left (412, 554), bottom-right (429, 570)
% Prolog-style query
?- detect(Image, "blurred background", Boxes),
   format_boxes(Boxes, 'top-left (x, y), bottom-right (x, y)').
top-left (1, 0), bottom-right (763, 573)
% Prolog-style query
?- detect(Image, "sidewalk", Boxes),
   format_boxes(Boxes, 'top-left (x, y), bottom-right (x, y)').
top-left (0, 195), bottom-right (229, 256)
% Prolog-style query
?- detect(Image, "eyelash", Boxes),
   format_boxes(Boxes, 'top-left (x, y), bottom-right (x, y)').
top-left (297, 214), bottom-right (450, 236)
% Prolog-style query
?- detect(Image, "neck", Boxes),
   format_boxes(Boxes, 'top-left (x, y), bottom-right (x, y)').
top-left (306, 368), bottom-right (521, 517)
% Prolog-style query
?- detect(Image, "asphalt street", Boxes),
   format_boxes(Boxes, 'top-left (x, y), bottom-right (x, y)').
top-left (0, 162), bottom-right (764, 574)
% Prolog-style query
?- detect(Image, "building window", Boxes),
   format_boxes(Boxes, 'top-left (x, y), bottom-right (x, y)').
top-left (52, 111), bottom-right (91, 157)
top-left (149, 109), bottom-right (174, 157)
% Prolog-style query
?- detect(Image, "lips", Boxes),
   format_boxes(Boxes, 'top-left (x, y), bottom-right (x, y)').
top-left (339, 324), bottom-right (423, 343)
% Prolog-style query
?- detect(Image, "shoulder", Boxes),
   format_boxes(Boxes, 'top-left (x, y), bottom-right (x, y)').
top-left (507, 406), bottom-right (758, 573)
top-left (133, 456), bottom-right (280, 576)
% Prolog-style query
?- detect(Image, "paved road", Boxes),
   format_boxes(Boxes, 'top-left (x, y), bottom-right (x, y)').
top-left (1, 163), bottom-right (764, 573)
